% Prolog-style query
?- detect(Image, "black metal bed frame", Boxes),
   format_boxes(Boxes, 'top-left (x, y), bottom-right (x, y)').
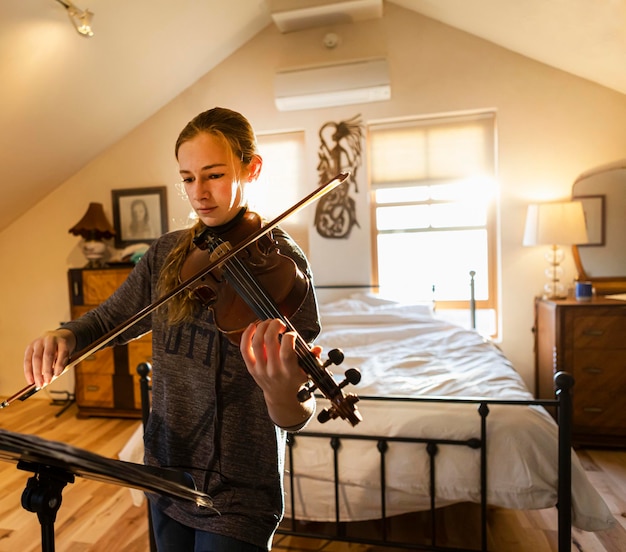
top-left (276, 371), bottom-right (574, 552)
top-left (138, 366), bottom-right (574, 552)
top-left (138, 277), bottom-right (568, 550)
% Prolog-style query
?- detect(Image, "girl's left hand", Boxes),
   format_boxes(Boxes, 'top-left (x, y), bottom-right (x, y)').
top-left (240, 319), bottom-right (318, 429)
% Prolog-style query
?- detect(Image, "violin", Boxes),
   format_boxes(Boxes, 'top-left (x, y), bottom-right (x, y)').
top-left (181, 209), bottom-right (362, 427)
top-left (180, 208), bottom-right (309, 344)
top-left (3, 173), bottom-right (362, 427)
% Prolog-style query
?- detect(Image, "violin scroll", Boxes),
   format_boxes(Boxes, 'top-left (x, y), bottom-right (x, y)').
top-left (317, 393), bottom-right (361, 425)
top-left (296, 348), bottom-right (362, 426)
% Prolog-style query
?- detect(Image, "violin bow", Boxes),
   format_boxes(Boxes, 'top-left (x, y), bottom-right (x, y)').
top-left (1, 172), bottom-right (350, 409)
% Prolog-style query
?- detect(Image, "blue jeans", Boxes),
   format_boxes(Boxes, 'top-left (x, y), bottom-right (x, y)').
top-left (150, 504), bottom-right (267, 552)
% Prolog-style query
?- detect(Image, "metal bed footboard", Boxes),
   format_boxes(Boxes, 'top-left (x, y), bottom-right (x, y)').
top-left (276, 371), bottom-right (574, 552)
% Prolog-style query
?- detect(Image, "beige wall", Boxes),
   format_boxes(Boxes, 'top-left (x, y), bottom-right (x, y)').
top-left (2, 3), bottom-right (626, 399)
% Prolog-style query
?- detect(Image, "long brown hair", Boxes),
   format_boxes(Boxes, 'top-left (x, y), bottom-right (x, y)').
top-left (157, 107), bottom-right (259, 325)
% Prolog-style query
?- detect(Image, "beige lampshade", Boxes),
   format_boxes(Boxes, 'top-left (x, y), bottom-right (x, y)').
top-left (523, 201), bottom-right (589, 246)
top-left (68, 202), bottom-right (116, 240)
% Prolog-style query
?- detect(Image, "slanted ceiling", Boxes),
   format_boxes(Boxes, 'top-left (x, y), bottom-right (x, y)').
top-left (1, 0), bottom-right (625, 234)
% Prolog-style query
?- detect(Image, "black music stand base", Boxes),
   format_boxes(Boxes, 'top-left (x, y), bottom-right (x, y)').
top-left (1, 428), bottom-right (210, 552)
top-left (19, 461), bottom-right (75, 552)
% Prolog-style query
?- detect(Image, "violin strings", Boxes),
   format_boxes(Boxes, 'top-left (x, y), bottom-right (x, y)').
top-left (224, 252), bottom-right (358, 422)
top-left (214, 240), bottom-right (336, 396)
top-left (225, 257), bottom-right (327, 379)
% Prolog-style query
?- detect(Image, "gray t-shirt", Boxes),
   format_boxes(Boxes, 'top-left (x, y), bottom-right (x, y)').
top-left (63, 226), bottom-right (321, 549)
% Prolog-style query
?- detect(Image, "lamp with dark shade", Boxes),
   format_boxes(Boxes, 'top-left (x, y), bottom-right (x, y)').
top-left (69, 202), bottom-right (116, 268)
top-left (523, 200), bottom-right (589, 299)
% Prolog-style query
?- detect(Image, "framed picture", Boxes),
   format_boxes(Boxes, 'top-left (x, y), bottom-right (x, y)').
top-left (574, 194), bottom-right (605, 246)
top-left (111, 187), bottom-right (168, 248)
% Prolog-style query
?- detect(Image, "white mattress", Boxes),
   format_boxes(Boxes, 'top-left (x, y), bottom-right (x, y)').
top-left (284, 294), bottom-right (614, 532)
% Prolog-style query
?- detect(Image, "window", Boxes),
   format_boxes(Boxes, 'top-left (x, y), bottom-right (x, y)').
top-left (252, 131), bottom-right (306, 224)
top-left (368, 112), bottom-right (498, 335)
top-left (252, 130), bottom-right (312, 254)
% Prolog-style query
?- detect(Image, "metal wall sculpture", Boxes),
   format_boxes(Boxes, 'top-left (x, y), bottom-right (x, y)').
top-left (314, 115), bottom-right (363, 239)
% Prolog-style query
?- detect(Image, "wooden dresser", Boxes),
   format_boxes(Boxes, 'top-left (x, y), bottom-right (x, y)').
top-left (68, 266), bottom-right (151, 418)
top-left (534, 296), bottom-right (626, 447)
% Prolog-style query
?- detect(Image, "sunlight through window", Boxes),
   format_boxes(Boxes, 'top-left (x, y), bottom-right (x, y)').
top-left (369, 112), bottom-right (498, 335)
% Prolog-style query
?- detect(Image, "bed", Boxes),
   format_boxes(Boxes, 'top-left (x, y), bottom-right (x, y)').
top-left (275, 292), bottom-right (615, 550)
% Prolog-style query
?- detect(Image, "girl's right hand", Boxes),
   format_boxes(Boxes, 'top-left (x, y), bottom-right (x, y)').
top-left (23, 329), bottom-right (76, 389)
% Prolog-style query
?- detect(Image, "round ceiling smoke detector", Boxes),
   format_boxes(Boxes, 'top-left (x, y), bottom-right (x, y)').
top-left (323, 32), bottom-right (340, 49)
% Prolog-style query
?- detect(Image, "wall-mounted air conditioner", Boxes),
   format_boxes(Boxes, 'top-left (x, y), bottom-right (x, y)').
top-left (274, 58), bottom-right (390, 111)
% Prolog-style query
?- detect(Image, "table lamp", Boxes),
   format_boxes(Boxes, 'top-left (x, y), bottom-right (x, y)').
top-left (523, 201), bottom-right (589, 299)
top-left (68, 202), bottom-right (116, 268)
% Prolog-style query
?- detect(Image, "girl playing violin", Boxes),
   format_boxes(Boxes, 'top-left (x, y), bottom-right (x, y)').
top-left (23, 107), bottom-right (321, 551)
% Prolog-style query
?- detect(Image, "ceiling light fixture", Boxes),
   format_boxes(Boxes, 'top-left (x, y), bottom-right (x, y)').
top-left (54, 0), bottom-right (94, 37)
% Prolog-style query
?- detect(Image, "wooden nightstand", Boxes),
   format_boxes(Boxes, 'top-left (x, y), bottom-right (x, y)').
top-left (534, 296), bottom-right (626, 447)
top-left (68, 266), bottom-right (151, 418)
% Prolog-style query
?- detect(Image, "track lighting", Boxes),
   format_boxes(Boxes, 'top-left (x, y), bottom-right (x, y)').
top-left (55, 0), bottom-right (94, 37)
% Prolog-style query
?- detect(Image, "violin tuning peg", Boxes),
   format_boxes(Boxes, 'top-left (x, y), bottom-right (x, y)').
top-left (297, 382), bottom-right (315, 402)
top-left (338, 368), bottom-right (361, 389)
top-left (317, 408), bottom-right (334, 424)
top-left (324, 348), bottom-right (344, 367)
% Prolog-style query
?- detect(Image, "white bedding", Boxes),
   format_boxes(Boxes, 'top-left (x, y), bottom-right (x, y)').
top-left (284, 294), bottom-right (615, 532)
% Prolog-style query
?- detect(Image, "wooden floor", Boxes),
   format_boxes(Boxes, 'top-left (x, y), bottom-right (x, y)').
top-left (0, 398), bottom-right (624, 552)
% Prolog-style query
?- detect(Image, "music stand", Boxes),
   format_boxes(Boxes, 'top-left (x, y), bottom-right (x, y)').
top-left (0, 428), bottom-right (213, 552)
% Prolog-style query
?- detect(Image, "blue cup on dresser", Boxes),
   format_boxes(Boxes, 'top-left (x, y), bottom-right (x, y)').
top-left (575, 281), bottom-right (593, 301)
